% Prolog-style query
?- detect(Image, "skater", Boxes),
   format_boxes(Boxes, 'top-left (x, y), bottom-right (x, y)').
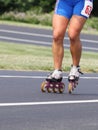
top-left (41, 0), bottom-right (93, 93)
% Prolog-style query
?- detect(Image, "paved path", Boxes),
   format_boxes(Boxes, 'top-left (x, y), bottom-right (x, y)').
top-left (0, 24), bottom-right (98, 52)
top-left (0, 70), bottom-right (98, 130)
top-left (0, 24), bottom-right (98, 130)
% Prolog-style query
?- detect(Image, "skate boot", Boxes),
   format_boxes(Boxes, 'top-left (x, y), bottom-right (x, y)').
top-left (41, 69), bottom-right (65, 93)
top-left (68, 65), bottom-right (83, 94)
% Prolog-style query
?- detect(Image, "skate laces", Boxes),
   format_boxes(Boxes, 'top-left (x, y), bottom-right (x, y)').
top-left (46, 69), bottom-right (63, 82)
top-left (50, 69), bottom-right (62, 79)
top-left (68, 65), bottom-right (83, 81)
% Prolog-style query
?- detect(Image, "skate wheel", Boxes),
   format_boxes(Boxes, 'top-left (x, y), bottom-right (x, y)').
top-left (47, 83), bottom-right (53, 93)
top-left (59, 83), bottom-right (65, 93)
top-left (68, 82), bottom-right (73, 94)
top-left (41, 81), bottom-right (47, 92)
top-left (53, 84), bottom-right (59, 93)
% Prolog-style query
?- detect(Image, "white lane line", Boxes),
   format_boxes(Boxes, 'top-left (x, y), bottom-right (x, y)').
top-left (0, 36), bottom-right (50, 44)
top-left (0, 29), bottom-right (98, 44)
top-left (0, 100), bottom-right (98, 107)
top-left (0, 29), bottom-right (53, 38)
top-left (0, 36), bottom-right (98, 51)
top-left (0, 30), bottom-right (67, 42)
top-left (0, 75), bottom-right (98, 79)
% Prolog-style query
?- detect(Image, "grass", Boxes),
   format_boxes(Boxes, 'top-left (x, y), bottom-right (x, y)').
top-left (0, 11), bottom-right (98, 34)
top-left (0, 11), bottom-right (53, 26)
top-left (0, 42), bottom-right (98, 72)
top-left (0, 42), bottom-right (53, 71)
top-left (0, 11), bottom-right (98, 72)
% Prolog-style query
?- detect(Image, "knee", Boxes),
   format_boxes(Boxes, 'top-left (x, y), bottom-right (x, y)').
top-left (68, 29), bottom-right (79, 42)
top-left (53, 32), bottom-right (59, 42)
top-left (53, 30), bottom-right (64, 43)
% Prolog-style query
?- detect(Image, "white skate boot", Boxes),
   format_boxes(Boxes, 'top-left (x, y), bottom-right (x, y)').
top-left (46, 69), bottom-right (63, 82)
top-left (68, 65), bottom-right (83, 94)
top-left (41, 70), bottom-right (65, 93)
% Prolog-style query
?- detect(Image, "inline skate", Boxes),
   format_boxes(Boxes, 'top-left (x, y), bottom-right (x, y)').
top-left (68, 65), bottom-right (83, 94)
top-left (41, 69), bottom-right (65, 93)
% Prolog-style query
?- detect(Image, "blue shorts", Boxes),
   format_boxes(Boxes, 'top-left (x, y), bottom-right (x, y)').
top-left (55, 0), bottom-right (93, 19)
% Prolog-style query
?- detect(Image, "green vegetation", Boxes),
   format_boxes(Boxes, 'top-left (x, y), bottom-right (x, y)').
top-left (0, 0), bottom-right (98, 72)
top-left (0, 0), bottom-right (98, 32)
top-left (0, 42), bottom-right (98, 72)
top-left (0, 10), bottom-right (98, 33)
top-left (84, 17), bottom-right (98, 32)
top-left (0, 11), bottom-right (53, 26)
top-left (0, 0), bottom-right (55, 14)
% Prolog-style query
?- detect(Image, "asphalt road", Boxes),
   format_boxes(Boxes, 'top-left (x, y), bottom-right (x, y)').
top-left (0, 24), bottom-right (98, 52)
top-left (0, 24), bottom-right (98, 130)
top-left (0, 70), bottom-right (98, 130)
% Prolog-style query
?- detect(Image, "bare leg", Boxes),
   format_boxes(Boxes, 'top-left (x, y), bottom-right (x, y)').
top-left (52, 14), bottom-right (69, 70)
top-left (68, 15), bottom-right (86, 66)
